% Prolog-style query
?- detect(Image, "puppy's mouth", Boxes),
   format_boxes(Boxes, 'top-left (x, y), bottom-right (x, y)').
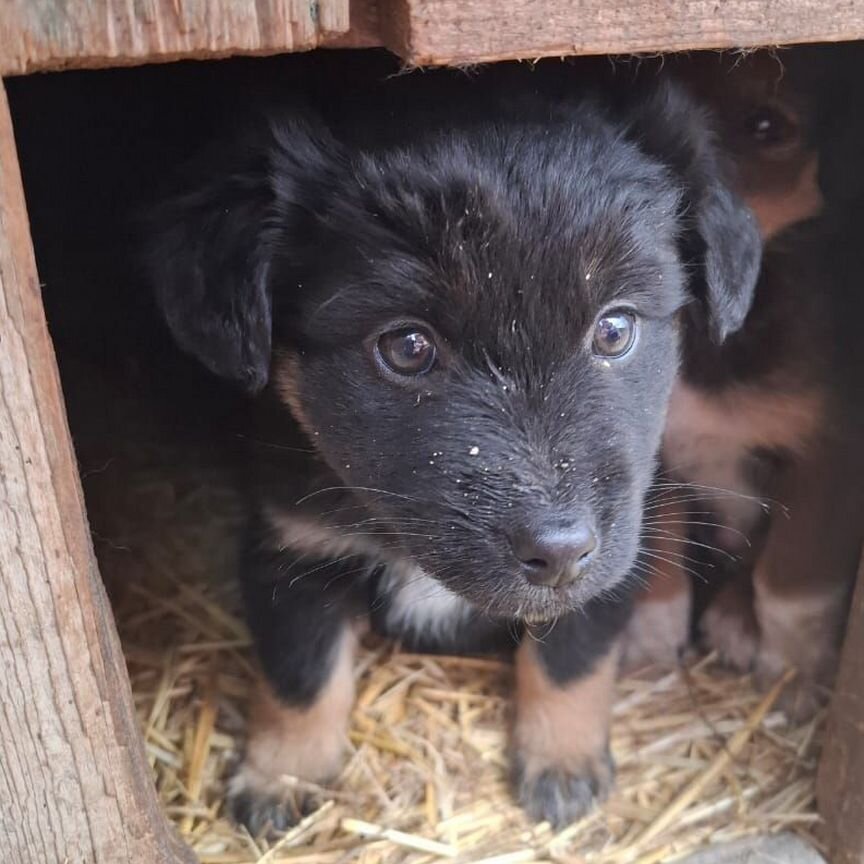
top-left (447, 568), bottom-right (615, 624)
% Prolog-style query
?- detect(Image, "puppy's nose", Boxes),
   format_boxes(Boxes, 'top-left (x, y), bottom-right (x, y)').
top-left (509, 524), bottom-right (598, 588)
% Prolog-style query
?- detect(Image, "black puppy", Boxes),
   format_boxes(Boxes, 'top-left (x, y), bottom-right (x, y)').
top-left (146, 65), bottom-right (759, 832)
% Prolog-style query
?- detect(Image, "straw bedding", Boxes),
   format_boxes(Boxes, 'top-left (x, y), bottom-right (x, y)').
top-left (77, 374), bottom-right (825, 864)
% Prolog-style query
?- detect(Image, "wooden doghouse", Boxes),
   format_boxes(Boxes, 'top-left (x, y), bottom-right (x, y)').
top-left (1, 3), bottom-right (863, 863)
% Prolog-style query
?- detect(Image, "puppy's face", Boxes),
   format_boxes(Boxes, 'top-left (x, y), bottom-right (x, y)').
top-left (273, 132), bottom-right (685, 619)
top-left (148, 77), bottom-right (760, 621)
top-left (679, 52), bottom-right (822, 240)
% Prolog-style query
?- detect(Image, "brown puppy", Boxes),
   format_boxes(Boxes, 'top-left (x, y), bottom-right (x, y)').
top-left (623, 48), bottom-right (863, 719)
top-left (684, 50), bottom-right (824, 240)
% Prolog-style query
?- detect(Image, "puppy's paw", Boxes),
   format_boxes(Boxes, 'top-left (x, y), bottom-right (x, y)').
top-left (700, 584), bottom-right (759, 672)
top-left (753, 650), bottom-right (832, 723)
top-left (770, 676), bottom-right (825, 723)
top-left (513, 751), bottom-right (614, 828)
top-left (230, 662), bottom-right (354, 836)
top-left (226, 763), bottom-right (320, 837)
top-left (750, 583), bottom-right (845, 723)
top-left (621, 592), bottom-right (690, 672)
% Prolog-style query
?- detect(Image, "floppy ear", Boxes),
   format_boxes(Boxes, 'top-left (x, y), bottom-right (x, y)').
top-left (625, 80), bottom-right (762, 342)
top-left (143, 116), bottom-right (338, 392)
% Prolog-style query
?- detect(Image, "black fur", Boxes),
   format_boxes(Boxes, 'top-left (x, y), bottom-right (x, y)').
top-left (145, 61), bottom-right (760, 829)
top-left (513, 753), bottom-right (615, 826)
top-left (531, 592), bottom-right (635, 686)
top-left (240, 517), bottom-right (368, 704)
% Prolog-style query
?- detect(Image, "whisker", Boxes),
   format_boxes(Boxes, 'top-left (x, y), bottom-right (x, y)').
top-left (640, 527), bottom-right (739, 560)
top-left (637, 549), bottom-right (703, 580)
top-left (637, 540), bottom-right (713, 568)
top-left (649, 480), bottom-right (775, 508)
top-left (295, 486), bottom-right (423, 506)
top-left (644, 519), bottom-right (752, 547)
top-left (236, 433), bottom-right (317, 454)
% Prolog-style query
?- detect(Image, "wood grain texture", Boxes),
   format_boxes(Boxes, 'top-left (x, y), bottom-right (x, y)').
top-left (817, 557), bottom-right (864, 864)
top-left (0, 0), bottom-right (350, 75)
top-left (378, 0), bottom-right (864, 66)
top-left (325, 0), bottom-right (383, 48)
top-left (0, 82), bottom-right (195, 864)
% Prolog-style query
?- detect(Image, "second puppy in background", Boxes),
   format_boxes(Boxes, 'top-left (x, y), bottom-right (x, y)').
top-left (624, 48), bottom-right (864, 718)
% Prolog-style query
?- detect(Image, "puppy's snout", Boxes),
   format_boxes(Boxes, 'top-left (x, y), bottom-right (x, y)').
top-left (508, 522), bottom-right (598, 588)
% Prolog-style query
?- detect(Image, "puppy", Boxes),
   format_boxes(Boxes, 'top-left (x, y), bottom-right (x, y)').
top-left (145, 64), bottom-right (759, 832)
top-left (623, 49), bottom-right (864, 719)
top-left (681, 50), bottom-right (826, 241)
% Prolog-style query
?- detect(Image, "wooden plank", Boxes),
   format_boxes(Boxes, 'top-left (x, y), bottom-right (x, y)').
top-left (377, 0), bottom-right (864, 66)
top-left (0, 0), bottom-right (350, 75)
top-left (325, 0), bottom-right (383, 49)
top-left (817, 556), bottom-right (864, 864)
top-left (6, 0), bottom-right (861, 74)
top-left (0, 82), bottom-right (195, 864)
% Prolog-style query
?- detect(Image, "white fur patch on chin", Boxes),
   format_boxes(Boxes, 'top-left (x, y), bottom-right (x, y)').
top-left (379, 565), bottom-right (475, 643)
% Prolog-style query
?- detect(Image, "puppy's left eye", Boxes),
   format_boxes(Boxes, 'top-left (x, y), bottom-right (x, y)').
top-left (744, 106), bottom-right (798, 149)
top-left (376, 327), bottom-right (438, 376)
top-left (593, 310), bottom-right (637, 358)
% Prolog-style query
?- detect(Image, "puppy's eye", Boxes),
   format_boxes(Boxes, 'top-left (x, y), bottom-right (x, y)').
top-left (593, 310), bottom-right (637, 359)
top-left (744, 107), bottom-right (797, 148)
top-left (376, 327), bottom-right (438, 376)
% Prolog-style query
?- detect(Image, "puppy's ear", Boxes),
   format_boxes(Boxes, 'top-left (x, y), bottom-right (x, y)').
top-left (143, 116), bottom-right (338, 392)
top-left (626, 80), bottom-right (762, 342)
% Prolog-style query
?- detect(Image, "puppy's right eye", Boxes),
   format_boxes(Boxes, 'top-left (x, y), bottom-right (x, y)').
top-left (375, 327), bottom-right (438, 377)
top-left (593, 309), bottom-right (637, 359)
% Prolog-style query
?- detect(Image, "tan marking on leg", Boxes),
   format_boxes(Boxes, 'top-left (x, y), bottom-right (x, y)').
top-left (234, 627), bottom-right (356, 799)
top-left (623, 573), bottom-right (691, 672)
top-left (755, 582), bottom-right (846, 679)
top-left (750, 440), bottom-right (862, 719)
top-left (623, 498), bottom-right (692, 671)
top-left (514, 639), bottom-right (618, 779)
top-left (513, 638), bottom-right (619, 825)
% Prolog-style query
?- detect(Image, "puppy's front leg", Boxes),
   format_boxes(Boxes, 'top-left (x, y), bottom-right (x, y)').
top-left (752, 441), bottom-right (861, 720)
top-left (513, 595), bottom-right (631, 827)
top-left (621, 489), bottom-right (693, 670)
top-left (700, 572), bottom-right (759, 672)
top-left (229, 535), bottom-right (360, 835)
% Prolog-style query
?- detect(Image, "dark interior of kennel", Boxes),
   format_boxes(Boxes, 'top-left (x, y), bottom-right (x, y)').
top-left (2, 4), bottom-right (864, 862)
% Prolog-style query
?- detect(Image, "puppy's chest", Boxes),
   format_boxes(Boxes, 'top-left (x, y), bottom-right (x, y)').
top-left (265, 506), bottom-right (477, 647)
top-left (371, 564), bottom-right (478, 646)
